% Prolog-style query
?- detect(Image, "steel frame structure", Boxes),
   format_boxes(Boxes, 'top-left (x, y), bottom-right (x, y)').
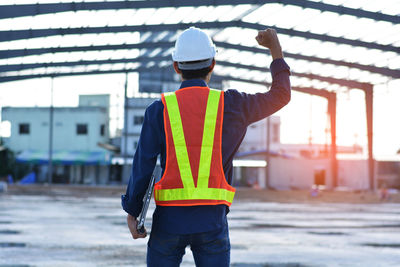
top-left (1, 0), bottom-right (398, 23)
top-left (0, 0), bottom-right (396, 190)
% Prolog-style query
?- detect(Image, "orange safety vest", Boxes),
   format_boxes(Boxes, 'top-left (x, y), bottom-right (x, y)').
top-left (154, 86), bottom-right (236, 207)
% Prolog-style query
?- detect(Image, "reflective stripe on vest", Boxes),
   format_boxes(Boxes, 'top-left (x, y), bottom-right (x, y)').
top-left (155, 89), bottom-right (235, 204)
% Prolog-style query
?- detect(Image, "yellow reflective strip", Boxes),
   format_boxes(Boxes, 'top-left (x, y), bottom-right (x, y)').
top-left (156, 188), bottom-right (235, 203)
top-left (164, 93), bottom-right (195, 189)
top-left (197, 89), bottom-right (221, 188)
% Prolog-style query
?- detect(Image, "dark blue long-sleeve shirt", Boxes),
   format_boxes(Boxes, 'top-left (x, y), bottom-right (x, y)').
top-left (122, 58), bottom-right (291, 234)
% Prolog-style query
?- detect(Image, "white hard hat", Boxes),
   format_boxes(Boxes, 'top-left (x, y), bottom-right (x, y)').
top-left (172, 27), bottom-right (216, 69)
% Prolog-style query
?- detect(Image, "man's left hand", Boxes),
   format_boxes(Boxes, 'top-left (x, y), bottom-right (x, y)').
top-left (127, 214), bottom-right (147, 239)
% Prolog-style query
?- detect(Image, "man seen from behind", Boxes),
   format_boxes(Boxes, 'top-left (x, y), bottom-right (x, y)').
top-left (122, 26), bottom-right (291, 266)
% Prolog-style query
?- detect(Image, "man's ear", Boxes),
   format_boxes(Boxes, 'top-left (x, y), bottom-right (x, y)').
top-left (173, 62), bottom-right (181, 74)
top-left (209, 59), bottom-right (216, 72)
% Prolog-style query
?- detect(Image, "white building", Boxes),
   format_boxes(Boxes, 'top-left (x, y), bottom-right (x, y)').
top-left (119, 97), bottom-right (157, 182)
top-left (238, 116), bottom-right (281, 153)
top-left (2, 106), bottom-right (109, 152)
top-left (234, 117), bottom-right (370, 191)
top-left (2, 95), bottom-right (111, 184)
top-left (121, 97), bottom-right (157, 158)
top-left (79, 94), bottom-right (110, 109)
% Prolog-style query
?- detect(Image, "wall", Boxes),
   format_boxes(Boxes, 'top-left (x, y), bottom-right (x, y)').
top-left (266, 158), bottom-right (374, 190)
top-left (239, 116), bottom-right (281, 152)
top-left (337, 160), bottom-right (370, 190)
top-left (269, 157), bottom-right (332, 189)
top-left (121, 97), bottom-right (157, 157)
top-left (2, 107), bottom-right (108, 153)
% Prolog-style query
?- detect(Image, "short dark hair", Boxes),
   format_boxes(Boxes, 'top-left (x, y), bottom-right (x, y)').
top-left (179, 66), bottom-right (212, 80)
top-left (177, 59), bottom-right (214, 80)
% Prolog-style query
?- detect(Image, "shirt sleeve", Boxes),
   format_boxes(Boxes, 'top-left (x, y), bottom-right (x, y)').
top-left (225, 58), bottom-right (291, 126)
top-left (121, 101), bottom-right (163, 217)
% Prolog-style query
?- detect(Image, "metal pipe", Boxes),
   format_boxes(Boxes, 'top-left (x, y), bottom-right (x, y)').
top-left (123, 73), bottom-right (128, 166)
top-left (364, 85), bottom-right (374, 190)
top-left (328, 92), bottom-right (337, 189)
top-left (48, 77), bottom-right (54, 184)
top-left (265, 116), bottom-right (271, 189)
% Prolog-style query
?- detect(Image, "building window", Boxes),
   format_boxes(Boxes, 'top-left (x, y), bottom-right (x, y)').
top-left (100, 124), bottom-right (105, 136)
top-left (133, 115), bottom-right (144, 125)
top-left (76, 124), bottom-right (88, 135)
top-left (134, 141), bottom-right (138, 149)
top-left (19, 123), bottom-right (30, 135)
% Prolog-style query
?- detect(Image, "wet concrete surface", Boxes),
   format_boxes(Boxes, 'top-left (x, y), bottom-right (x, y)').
top-left (1, 194), bottom-right (400, 266)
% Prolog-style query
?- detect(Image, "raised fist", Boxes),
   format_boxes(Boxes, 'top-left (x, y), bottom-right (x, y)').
top-left (255, 28), bottom-right (283, 59)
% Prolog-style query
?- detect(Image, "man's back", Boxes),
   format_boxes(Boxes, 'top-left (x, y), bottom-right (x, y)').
top-left (123, 58), bottom-right (290, 235)
top-left (123, 27), bottom-right (290, 267)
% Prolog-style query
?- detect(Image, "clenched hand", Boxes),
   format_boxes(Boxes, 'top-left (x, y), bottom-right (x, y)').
top-left (256, 28), bottom-right (283, 60)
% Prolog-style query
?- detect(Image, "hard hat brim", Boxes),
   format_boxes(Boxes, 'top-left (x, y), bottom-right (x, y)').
top-left (177, 58), bottom-right (214, 70)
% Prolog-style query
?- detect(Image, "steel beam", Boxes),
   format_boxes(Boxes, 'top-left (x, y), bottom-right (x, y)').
top-left (342, 84), bottom-right (375, 191)
top-left (217, 60), bottom-right (368, 89)
top-left (0, 42), bottom-right (170, 59)
top-left (362, 84), bottom-right (375, 191)
top-left (292, 86), bottom-right (331, 99)
top-left (1, 21), bottom-right (398, 53)
top-left (0, 55), bottom-right (371, 89)
top-left (217, 42), bottom-right (400, 78)
top-left (295, 88), bottom-right (338, 189)
top-left (0, 56), bottom-right (170, 72)
top-left (239, 21), bottom-right (400, 53)
top-left (1, 41), bottom-right (398, 78)
top-left (0, 64), bottom-right (334, 100)
top-left (1, 0), bottom-right (398, 23)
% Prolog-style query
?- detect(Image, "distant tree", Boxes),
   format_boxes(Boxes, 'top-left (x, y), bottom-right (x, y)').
top-left (0, 147), bottom-right (14, 178)
top-left (0, 148), bottom-right (30, 182)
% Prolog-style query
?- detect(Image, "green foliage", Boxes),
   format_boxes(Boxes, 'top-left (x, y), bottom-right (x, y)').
top-left (0, 148), bottom-right (31, 181)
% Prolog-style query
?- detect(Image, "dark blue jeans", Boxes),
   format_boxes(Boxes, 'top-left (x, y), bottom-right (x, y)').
top-left (147, 225), bottom-right (230, 267)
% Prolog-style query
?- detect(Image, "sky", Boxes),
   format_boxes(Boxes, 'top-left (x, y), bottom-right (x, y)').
top-left (0, 0), bottom-right (399, 160)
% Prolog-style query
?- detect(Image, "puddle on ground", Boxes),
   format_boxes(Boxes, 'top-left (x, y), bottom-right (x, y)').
top-left (96, 215), bottom-right (124, 220)
top-left (0, 221), bottom-right (11, 225)
top-left (231, 244), bottom-right (248, 250)
top-left (362, 243), bottom-right (400, 248)
top-left (229, 217), bottom-right (255, 221)
top-left (242, 223), bottom-right (400, 229)
top-left (249, 224), bottom-right (298, 229)
top-left (232, 263), bottom-right (315, 267)
top-left (112, 221), bottom-right (126, 226)
top-left (307, 231), bottom-right (349, 236)
top-left (0, 242), bottom-right (26, 248)
top-left (0, 230), bottom-right (20, 235)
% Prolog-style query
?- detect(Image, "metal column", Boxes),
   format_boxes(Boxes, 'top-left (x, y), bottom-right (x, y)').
top-left (123, 73), bottom-right (129, 166)
top-left (47, 77), bottom-right (54, 184)
top-left (363, 84), bottom-right (374, 190)
top-left (328, 92), bottom-right (337, 188)
top-left (265, 116), bottom-right (271, 189)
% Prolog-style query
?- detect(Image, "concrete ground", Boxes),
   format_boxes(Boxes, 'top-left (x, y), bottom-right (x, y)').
top-left (1, 185), bottom-right (400, 266)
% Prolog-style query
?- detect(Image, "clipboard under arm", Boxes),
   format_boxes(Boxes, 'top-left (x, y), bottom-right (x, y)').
top-left (137, 167), bottom-right (158, 234)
